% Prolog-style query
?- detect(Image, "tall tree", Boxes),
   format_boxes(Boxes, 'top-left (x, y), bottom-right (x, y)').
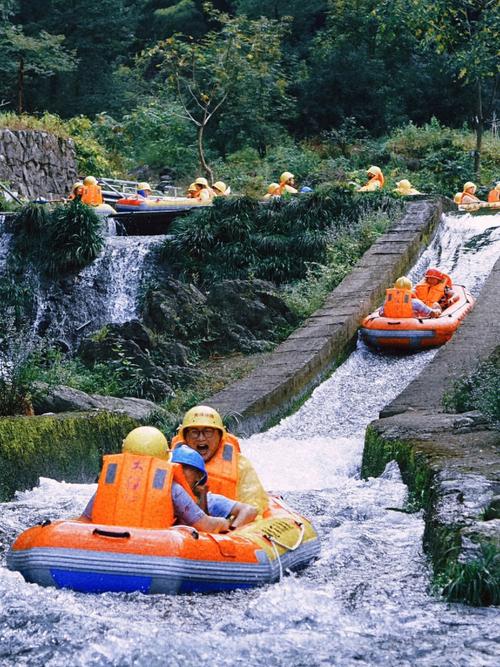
top-left (142, 7), bottom-right (292, 179)
top-left (0, 1), bottom-right (76, 112)
top-left (398, 0), bottom-right (499, 178)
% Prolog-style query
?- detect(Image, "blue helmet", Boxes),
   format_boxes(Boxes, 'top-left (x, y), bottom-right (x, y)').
top-left (171, 444), bottom-right (208, 485)
top-left (300, 186), bottom-right (313, 193)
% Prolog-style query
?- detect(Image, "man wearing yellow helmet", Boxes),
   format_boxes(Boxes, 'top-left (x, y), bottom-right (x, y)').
top-left (67, 181), bottom-right (84, 201)
top-left (194, 177), bottom-right (214, 202)
top-left (136, 182), bottom-right (153, 198)
top-left (358, 166), bottom-right (384, 192)
top-left (173, 406), bottom-right (269, 513)
top-left (276, 171), bottom-right (298, 195)
top-left (81, 175), bottom-right (103, 206)
top-left (458, 182), bottom-right (481, 204)
top-left (212, 181), bottom-right (230, 196)
top-left (394, 179), bottom-right (421, 196)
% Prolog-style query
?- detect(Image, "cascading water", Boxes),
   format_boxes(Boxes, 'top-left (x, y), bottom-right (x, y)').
top-left (30, 234), bottom-right (166, 348)
top-left (0, 213), bottom-right (499, 666)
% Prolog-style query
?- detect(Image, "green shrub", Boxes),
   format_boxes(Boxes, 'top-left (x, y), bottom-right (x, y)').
top-left (11, 200), bottom-right (105, 277)
top-left (161, 190), bottom-right (401, 286)
top-left (437, 544), bottom-right (500, 607)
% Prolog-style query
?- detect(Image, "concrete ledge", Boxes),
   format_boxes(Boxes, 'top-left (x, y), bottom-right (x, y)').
top-left (208, 199), bottom-right (445, 435)
top-left (362, 255), bottom-right (500, 606)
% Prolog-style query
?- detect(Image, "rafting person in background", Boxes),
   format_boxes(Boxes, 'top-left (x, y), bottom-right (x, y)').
top-left (379, 276), bottom-right (441, 319)
top-left (394, 179), bottom-right (421, 196)
top-left (173, 406), bottom-right (269, 514)
top-left (276, 171), bottom-right (298, 195)
top-left (262, 183), bottom-right (280, 200)
top-left (67, 181), bottom-right (84, 201)
top-left (82, 427), bottom-right (257, 533)
top-left (456, 181), bottom-right (481, 205)
top-left (212, 181), bottom-right (230, 196)
top-left (186, 183), bottom-right (198, 198)
top-left (80, 176), bottom-right (103, 206)
top-left (136, 182), bottom-right (153, 198)
top-left (413, 267), bottom-right (456, 311)
top-left (488, 182), bottom-right (500, 203)
top-left (194, 177), bottom-right (214, 202)
top-left (358, 166), bottom-right (384, 192)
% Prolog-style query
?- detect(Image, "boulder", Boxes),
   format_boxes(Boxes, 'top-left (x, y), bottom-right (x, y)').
top-left (143, 279), bottom-right (209, 338)
top-left (32, 382), bottom-right (167, 422)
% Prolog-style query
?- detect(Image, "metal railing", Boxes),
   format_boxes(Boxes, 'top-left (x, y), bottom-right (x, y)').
top-left (97, 177), bottom-right (181, 198)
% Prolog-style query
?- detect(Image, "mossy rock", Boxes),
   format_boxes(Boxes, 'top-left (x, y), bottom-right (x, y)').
top-left (0, 411), bottom-right (139, 501)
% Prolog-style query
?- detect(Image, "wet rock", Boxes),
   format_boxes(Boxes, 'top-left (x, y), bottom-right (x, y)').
top-left (32, 382), bottom-right (166, 422)
top-left (143, 279), bottom-right (209, 339)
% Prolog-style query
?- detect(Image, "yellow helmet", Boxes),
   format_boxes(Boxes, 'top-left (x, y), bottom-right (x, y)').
top-left (396, 179), bottom-right (411, 189)
top-left (83, 176), bottom-right (97, 186)
top-left (137, 182), bottom-right (152, 191)
top-left (122, 426), bottom-right (169, 459)
top-left (179, 405), bottom-right (225, 439)
top-left (195, 177), bottom-right (209, 187)
top-left (463, 181), bottom-right (476, 192)
top-left (187, 182), bottom-right (198, 192)
top-left (394, 276), bottom-right (412, 290)
top-left (280, 171), bottom-right (294, 183)
top-left (72, 181), bottom-right (84, 191)
top-left (495, 182), bottom-right (500, 190)
top-left (367, 166), bottom-right (382, 177)
top-left (267, 182), bottom-right (279, 194)
top-left (213, 181), bottom-right (227, 193)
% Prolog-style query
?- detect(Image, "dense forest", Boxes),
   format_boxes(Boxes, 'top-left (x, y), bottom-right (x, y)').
top-left (0, 0), bottom-right (498, 190)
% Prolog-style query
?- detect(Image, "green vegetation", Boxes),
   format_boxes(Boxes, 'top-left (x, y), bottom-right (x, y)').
top-left (443, 348), bottom-right (500, 426)
top-left (162, 190), bottom-right (402, 286)
top-left (436, 543), bottom-right (499, 607)
top-left (0, 1), bottom-right (497, 186)
top-left (0, 411), bottom-right (139, 501)
top-left (10, 200), bottom-right (105, 276)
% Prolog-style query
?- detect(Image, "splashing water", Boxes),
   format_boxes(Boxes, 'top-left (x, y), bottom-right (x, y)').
top-left (0, 213), bottom-right (499, 666)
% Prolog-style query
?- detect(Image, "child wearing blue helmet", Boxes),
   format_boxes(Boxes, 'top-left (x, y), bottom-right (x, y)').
top-left (171, 445), bottom-right (257, 532)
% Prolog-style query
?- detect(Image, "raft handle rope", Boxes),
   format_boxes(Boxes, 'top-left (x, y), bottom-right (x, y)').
top-left (93, 528), bottom-right (131, 539)
top-left (267, 522), bottom-right (306, 582)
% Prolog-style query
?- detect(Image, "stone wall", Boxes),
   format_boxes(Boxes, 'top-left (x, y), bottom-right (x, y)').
top-left (0, 128), bottom-right (77, 199)
top-left (208, 198), bottom-right (445, 435)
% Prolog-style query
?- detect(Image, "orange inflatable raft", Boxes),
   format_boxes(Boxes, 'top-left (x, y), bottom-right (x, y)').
top-left (115, 196), bottom-right (210, 213)
top-left (360, 284), bottom-right (474, 351)
top-left (7, 495), bottom-right (319, 594)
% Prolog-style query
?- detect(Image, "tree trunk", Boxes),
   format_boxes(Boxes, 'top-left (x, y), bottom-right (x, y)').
top-left (473, 79), bottom-right (483, 180)
top-left (17, 57), bottom-right (24, 114)
top-left (197, 123), bottom-right (213, 184)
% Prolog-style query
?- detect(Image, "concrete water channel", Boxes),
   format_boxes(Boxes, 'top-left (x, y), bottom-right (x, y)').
top-left (0, 206), bottom-right (499, 666)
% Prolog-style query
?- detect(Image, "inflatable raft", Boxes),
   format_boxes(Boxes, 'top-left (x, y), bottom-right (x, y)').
top-left (7, 495), bottom-right (319, 594)
top-left (458, 201), bottom-right (500, 214)
top-left (115, 196), bottom-right (210, 213)
top-left (360, 284), bottom-right (474, 351)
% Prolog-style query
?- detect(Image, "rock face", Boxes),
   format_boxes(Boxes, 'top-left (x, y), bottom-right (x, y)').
top-left (32, 382), bottom-right (166, 422)
top-left (143, 277), bottom-right (297, 354)
top-left (0, 129), bottom-right (77, 199)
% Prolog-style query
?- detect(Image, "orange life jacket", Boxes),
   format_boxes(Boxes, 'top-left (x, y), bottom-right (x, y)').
top-left (414, 278), bottom-right (448, 306)
top-left (458, 191), bottom-right (480, 204)
top-left (81, 183), bottom-right (103, 206)
top-left (171, 433), bottom-right (241, 500)
top-left (488, 189), bottom-right (500, 203)
top-left (91, 452), bottom-right (195, 529)
top-left (383, 288), bottom-right (414, 318)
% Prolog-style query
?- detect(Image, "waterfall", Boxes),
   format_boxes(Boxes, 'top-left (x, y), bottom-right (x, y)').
top-left (31, 234), bottom-right (167, 347)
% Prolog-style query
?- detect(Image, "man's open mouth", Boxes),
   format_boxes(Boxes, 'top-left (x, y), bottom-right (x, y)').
top-left (196, 443), bottom-right (209, 455)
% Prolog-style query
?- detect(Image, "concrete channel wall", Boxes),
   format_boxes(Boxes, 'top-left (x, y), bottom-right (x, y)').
top-left (362, 254), bottom-right (500, 606)
top-left (209, 198), bottom-right (445, 436)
